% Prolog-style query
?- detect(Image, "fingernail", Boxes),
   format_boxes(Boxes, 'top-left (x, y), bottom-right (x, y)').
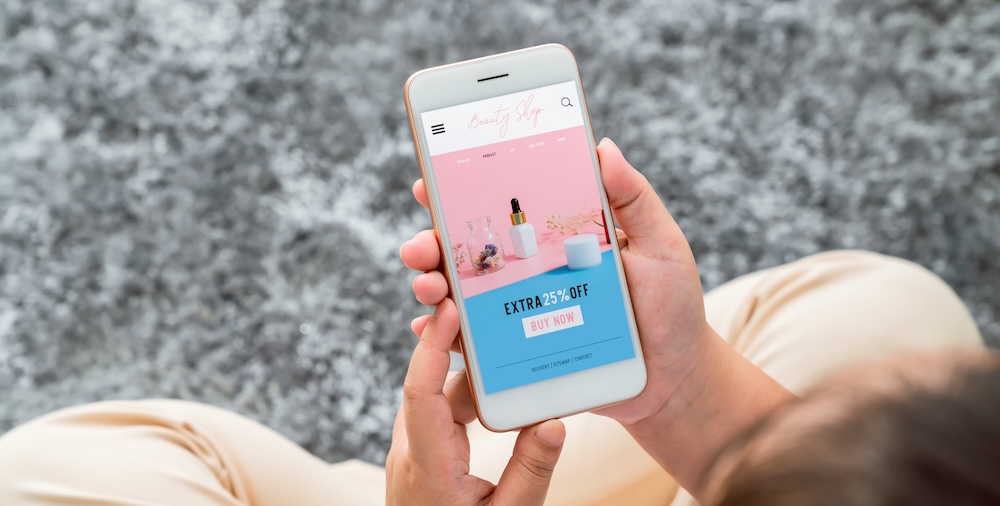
top-left (533, 420), bottom-right (565, 448)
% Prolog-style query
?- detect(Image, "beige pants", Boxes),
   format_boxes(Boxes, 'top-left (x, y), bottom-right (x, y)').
top-left (0, 251), bottom-right (983, 506)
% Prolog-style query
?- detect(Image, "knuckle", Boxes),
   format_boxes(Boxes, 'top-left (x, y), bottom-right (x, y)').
top-left (516, 452), bottom-right (556, 484)
top-left (402, 378), bottom-right (424, 404)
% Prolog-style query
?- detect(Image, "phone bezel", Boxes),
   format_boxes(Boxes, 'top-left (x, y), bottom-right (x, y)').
top-left (404, 44), bottom-right (646, 431)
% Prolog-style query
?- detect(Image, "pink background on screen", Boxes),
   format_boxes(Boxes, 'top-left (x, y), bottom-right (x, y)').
top-left (431, 126), bottom-right (611, 297)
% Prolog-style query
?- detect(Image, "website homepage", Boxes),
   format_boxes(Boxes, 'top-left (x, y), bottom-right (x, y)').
top-left (421, 81), bottom-right (635, 394)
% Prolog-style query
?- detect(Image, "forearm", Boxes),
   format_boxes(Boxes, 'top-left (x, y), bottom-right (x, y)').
top-left (622, 328), bottom-right (794, 500)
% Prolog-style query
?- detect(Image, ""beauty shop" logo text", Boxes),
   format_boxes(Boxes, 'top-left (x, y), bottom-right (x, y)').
top-left (467, 93), bottom-right (543, 138)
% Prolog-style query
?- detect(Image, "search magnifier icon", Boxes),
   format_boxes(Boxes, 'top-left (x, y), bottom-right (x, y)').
top-left (561, 97), bottom-right (573, 107)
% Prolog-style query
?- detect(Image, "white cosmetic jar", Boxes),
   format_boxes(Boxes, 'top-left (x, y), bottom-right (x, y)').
top-left (563, 234), bottom-right (602, 270)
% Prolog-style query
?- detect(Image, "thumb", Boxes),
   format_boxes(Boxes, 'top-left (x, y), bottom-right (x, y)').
top-left (491, 420), bottom-right (566, 506)
top-left (597, 138), bottom-right (690, 257)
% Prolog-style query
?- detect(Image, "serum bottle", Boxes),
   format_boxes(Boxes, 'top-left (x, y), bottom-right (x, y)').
top-left (509, 198), bottom-right (538, 258)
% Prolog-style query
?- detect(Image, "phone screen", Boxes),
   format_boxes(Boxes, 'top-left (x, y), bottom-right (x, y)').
top-left (420, 81), bottom-right (636, 394)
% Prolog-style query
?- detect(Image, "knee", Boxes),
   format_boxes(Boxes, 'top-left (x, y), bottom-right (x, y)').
top-left (0, 402), bottom-right (172, 492)
top-left (0, 416), bottom-right (61, 500)
top-left (0, 400), bottom-right (231, 505)
top-left (807, 250), bottom-right (982, 345)
top-left (822, 250), bottom-right (955, 300)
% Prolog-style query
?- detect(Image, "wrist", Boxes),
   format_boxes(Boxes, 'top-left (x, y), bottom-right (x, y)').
top-left (623, 324), bottom-right (727, 433)
top-left (621, 325), bottom-right (794, 499)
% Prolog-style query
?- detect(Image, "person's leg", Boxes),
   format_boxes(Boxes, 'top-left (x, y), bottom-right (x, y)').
top-left (668, 250), bottom-right (983, 505)
top-left (0, 399), bottom-right (383, 506)
top-left (703, 250), bottom-right (983, 394)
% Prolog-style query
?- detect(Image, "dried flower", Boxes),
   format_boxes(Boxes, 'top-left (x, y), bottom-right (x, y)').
top-left (452, 243), bottom-right (468, 267)
top-left (546, 209), bottom-right (605, 235)
top-left (472, 243), bottom-right (505, 274)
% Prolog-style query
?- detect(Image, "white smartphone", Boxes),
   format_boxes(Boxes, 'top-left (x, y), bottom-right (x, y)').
top-left (404, 44), bottom-right (646, 431)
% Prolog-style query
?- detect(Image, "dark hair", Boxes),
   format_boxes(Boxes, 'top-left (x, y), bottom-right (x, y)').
top-left (713, 352), bottom-right (1000, 506)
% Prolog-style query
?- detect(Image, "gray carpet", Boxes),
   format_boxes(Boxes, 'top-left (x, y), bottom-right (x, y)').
top-left (1, 0), bottom-right (998, 465)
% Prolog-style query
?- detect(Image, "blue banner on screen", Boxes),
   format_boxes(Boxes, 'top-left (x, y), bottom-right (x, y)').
top-left (465, 251), bottom-right (635, 393)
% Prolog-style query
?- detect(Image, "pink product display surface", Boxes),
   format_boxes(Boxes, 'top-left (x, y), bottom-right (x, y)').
top-left (431, 126), bottom-right (610, 298)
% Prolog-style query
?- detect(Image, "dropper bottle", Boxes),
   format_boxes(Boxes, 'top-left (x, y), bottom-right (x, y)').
top-left (508, 198), bottom-right (538, 259)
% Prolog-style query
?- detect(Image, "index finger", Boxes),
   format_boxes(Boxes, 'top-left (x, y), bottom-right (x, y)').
top-left (401, 298), bottom-right (461, 468)
top-left (412, 179), bottom-right (429, 209)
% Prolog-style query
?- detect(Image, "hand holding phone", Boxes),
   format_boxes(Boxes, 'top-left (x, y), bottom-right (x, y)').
top-left (385, 298), bottom-right (566, 506)
top-left (397, 137), bottom-right (731, 499)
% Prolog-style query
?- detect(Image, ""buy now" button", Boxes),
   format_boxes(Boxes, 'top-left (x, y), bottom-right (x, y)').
top-left (521, 305), bottom-right (585, 338)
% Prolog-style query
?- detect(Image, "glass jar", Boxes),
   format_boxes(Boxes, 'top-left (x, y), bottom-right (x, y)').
top-left (466, 216), bottom-right (506, 275)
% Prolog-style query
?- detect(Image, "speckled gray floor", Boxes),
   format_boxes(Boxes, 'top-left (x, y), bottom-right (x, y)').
top-left (1, 0), bottom-right (998, 465)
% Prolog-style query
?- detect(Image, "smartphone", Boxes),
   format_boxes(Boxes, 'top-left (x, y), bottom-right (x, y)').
top-left (404, 44), bottom-right (646, 431)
